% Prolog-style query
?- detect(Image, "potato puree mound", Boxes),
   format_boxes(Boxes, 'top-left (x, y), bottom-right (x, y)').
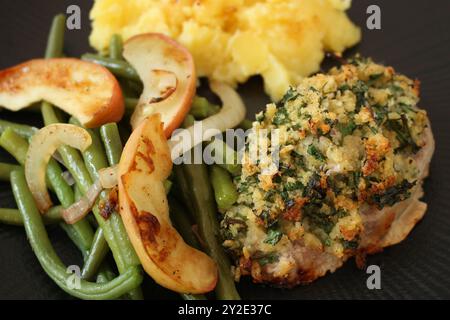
top-left (89, 0), bottom-right (361, 100)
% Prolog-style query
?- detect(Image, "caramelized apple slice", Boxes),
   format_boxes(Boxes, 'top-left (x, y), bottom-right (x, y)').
top-left (118, 113), bottom-right (217, 293)
top-left (123, 33), bottom-right (196, 136)
top-left (0, 58), bottom-right (124, 128)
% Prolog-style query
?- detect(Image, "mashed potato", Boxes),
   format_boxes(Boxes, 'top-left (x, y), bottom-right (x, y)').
top-left (90, 0), bottom-right (360, 100)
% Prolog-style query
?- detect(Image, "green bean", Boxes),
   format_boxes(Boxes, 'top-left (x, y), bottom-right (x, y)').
top-left (190, 96), bottom-right (220, 119)
top-left (176, 163), bottom-right (240, 300)
top-left (0, 162), bottom-right (21, 181)
top-left (45, 14), bottom-right (65, 59)
top-left (238, 119), bottom-right (253, 131)
top-left (207, 138), bottom-right (241, 176)
top-left (11, 169), bottom-right (142, 300)
top-left (96, 263), bottom-right (116, 284)
top-left (125, 80), bottom-right (143, 96)
top-left (124, 97), bottom-right (139, 115)
top-left (81, 122), bottom-right (142, 299)
top-left (182, 114), bottom-right (195, 128)
top-left (69, 118), bottom-right (108, 180)
top-left (169, 198), bottom-right (201, 250)
top-left (73, 184), bottom-right (82, 201)
top-left (82, 54), bottom-right (140, 82)
top-left (42, 102), bottom-right (127, 288)
top-left (31, 13), bottom-right (117, 283)
top-left (164, 179), bottom-right (173, 194)
top-left (209, 165), bottom-right (238, 212)
top-left (169, 198), bottom-right (207, 300)
top-left (0, 119), bottom-right (37, 138)
top-left (0, 206), bottom-right (62, 226)
top-left (109, 34), bottom-right (123, 60)
top-left (99, 123), bottom-right (123, 165)
top-left (81, 227), bottom-right (109, 281)
top-left (0, 128), bottom-right (29, 165)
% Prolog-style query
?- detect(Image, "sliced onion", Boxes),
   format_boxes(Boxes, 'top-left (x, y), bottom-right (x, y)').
top-left (62, 179), bottom-right (102, 224)
top-left (25, 124), bottom-right (92, 213)
top-left (99, 165), bottom-right (118, 188)
top-left (61, 170), bottom-right (75, 186)
top-left (168, 81), bottom-right (246, 158)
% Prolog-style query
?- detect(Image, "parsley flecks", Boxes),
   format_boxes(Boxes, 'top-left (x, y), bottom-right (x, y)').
top-left (369, 73), bottom-right (384, 81)
top-left (371, 104), bottom-right (387, 125)
top-left (337, 119), bottom-right (357, 138)
top-left (264, 228), bottom-right (283, 245)
top-left (272, 107), bottom-right (290, 125)
top-left (303, 204), bottom-right (334, 234)
top-left (352, 80), bottom-right (368, 112)
top-left (385, 116), bottom-right (420, 153)
top-left (342, 239), bottom-right (359, 250)
top-left (369, 179), bottom-right (416, 209)
top-left (307, 144), bottom-right (326, 161)
top-left (258, 253), bottom-right (279, 266)
top-left (285, 180), bottom-right (304, 192)
top-left (278, 87), bottom-right (300, 106)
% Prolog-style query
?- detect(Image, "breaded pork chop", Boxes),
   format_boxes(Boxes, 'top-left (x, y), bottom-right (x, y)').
top-left (221, 56), bottom-right (434, 286)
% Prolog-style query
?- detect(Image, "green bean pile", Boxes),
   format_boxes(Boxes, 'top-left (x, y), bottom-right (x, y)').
top-left (0, 13), bottom-right (247, 300)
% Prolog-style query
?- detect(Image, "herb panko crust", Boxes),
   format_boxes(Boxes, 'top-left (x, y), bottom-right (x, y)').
top-left (221, 57), bottom-right (434, 286)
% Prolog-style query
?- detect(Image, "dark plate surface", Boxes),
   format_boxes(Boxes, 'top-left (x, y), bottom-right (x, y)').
top-left (0, 0), bottom-right (449, 299)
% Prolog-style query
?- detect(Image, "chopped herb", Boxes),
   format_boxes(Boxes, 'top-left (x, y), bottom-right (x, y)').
top-left (280, 164), bottom-right (296, 177)
top-left (292, 152), bottom-right (307, 170)
top-left (307, 144), bottom-right (326, 161)
top-left (277, 87), bottom-right (299, 106)
top-left (303, 205), bottom-right (334, 234)
top-left (371, 104), bottom-right (387, 125)
top-left (264, 228), bottom-right (283, 245)
top-left (390, 84), bottom-right (404, 94)
top-left (369, 179), bottom-right (416, 208)
top-left (352, 80), bottom-right (368, 112)
top-left (303, 173), bottom-right (325, 199)
top-left (385, 116), bottom-right (420, 153)
top-left (256, 112), bottom-right (265, 122)
top-left (258, 253), bottom-right (279, 266)
top-left (337, 119), bottom-right (357, 138)
top-left (339, 84), bottom-right (350, 91)
top-left (272, 107), bottom-right (290, 125)
top-left (342, 239), bottom-right (359, 250)
top-left (280, 190), bottom-right (290, 203)
top-left (260, 209), bottom-right (277, 228)
top-left (335, 209), bottom-right (349, 219)
top-left (369, 73), bottom-right (383, 81)
top-left (285, 180), bottom-right (304, 191)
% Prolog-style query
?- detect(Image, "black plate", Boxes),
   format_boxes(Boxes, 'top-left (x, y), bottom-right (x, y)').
top-left (0, 0), bottom-right (449, 299)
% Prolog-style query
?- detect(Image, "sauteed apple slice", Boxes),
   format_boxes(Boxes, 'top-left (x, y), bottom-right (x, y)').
top-left (118, 113), bottom-right (217, 294)
top-left (0, 58), bottom-right (124, 128)
top-left (123, 33), bottom-right (196, 136)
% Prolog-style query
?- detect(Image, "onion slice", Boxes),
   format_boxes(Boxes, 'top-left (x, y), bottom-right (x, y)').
top-left (99, 165), bottom-right (118, 188)
top-left (25, 124), bottom-right (92, 213)
top-left (62, 179), bottom-right (102, 224)
top-left (168, 81), bottom-right (246, 158)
